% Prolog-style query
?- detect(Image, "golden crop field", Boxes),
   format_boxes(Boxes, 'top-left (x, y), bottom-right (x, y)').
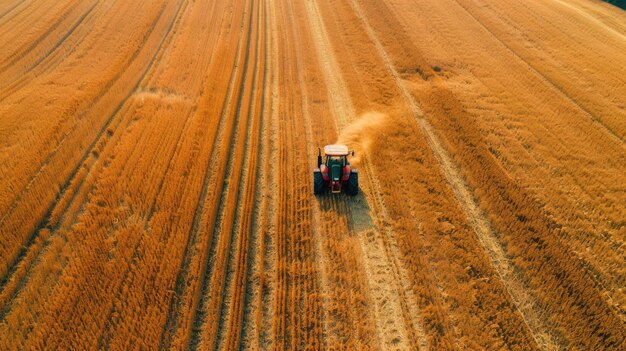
top-left (0, 0), bottom-right (624, 349)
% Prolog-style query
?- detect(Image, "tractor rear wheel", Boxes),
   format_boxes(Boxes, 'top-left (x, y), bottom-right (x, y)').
top-left (346, 170), bottom-right (358, 195)
top-left (314, 171), bottom-right (325, 195)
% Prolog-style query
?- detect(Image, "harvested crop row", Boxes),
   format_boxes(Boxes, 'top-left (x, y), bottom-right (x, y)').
top-left (236, 1), bottom-right (275, 348)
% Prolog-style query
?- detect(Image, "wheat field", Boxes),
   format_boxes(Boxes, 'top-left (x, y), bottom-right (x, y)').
top-left (0, 0), bottom-right (624, 349)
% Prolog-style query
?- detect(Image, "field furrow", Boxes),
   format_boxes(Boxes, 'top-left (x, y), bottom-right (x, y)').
top-left (237, 2), bottom-right (274, 348)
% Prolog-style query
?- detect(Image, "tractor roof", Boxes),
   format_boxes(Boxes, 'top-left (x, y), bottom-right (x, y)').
top-left (324, 144), bottom-right (349, 156)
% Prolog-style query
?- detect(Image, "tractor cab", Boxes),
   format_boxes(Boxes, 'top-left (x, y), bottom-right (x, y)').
top-left (326, 155), bottom-right (346, 182)
top-left (313, 144), bottom-right (358, 195)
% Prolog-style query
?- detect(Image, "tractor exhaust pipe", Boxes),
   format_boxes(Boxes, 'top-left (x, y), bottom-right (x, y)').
top-left (317, 148), bottom-right (322, 168)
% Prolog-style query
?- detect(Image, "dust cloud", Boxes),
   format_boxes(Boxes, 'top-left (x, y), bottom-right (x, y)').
top-left (336, 111), bottom-right (389, 166)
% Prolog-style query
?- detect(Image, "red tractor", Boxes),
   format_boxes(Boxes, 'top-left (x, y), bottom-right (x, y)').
top-left (313, 144), bottom-right (358, 195)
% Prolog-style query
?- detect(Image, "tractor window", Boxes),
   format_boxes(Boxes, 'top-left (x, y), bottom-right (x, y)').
top-left (327, 156), bottom-right (344, 166)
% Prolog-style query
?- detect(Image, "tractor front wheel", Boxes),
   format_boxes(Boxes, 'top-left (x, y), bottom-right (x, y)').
top-left (314, 171), bottom-right (325, 195)
top-left (346, 170), bottom-right (358, 195)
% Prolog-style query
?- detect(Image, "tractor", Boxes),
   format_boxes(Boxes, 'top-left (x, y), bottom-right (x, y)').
top-left (313, 144), bottom-right (358, 195)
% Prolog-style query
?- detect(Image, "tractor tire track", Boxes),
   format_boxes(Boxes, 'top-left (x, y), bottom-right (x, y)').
top-left (218, 2), bottom-right (266, 349)
top-left (143, 0), bottom-right (226, 226)
top-left (207, 1), bottom-right (264, 346)
top-left (0, 0), bottom-right (80, 61)
top-left (97, 109), bottom-right (197, 350)
top-left (159, 0), bottom-right (254, 348)
top-left (0, 0), bottom-right (171, 233)
top-left (187, 0), bottom-right (258, 347)
top-left (88, 96), bottom-right (198, 349)
top-left (286, 0), bottom-right (377, 349)
top-left (278, 0), bottom-right (330, 346)
top-left (268, 2), bottom-right (294, 348)
top-left (0, 0), bottom-right (28, 20)
top-left (0, 0), bottom-right (48, 31)
top-left (238, 0), bottom-right (273, 347)
top-left (5, 0), bottom-right (179, 241)
top-left (454, 0), bottom-right (626, 324)
top-left (348, 0), bottom-right (558, 349)
top-left (0, 2), bottom-right (187, 325)
top-left (269, 46), bottom-right (287, 348)
top-left (254, 2), bottom-right (281, 347)
top-left (1, 0), bottom-right (186, 326)
top-left (302, 0), bottom-right (429, 349)
top-left (271, 1), bottom-right (329, 349)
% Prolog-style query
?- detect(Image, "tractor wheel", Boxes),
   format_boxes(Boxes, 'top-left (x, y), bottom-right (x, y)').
top-left (346, 170), bottom-right (358, 195)
top-left (313, 171), bottom-right (325, 195)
